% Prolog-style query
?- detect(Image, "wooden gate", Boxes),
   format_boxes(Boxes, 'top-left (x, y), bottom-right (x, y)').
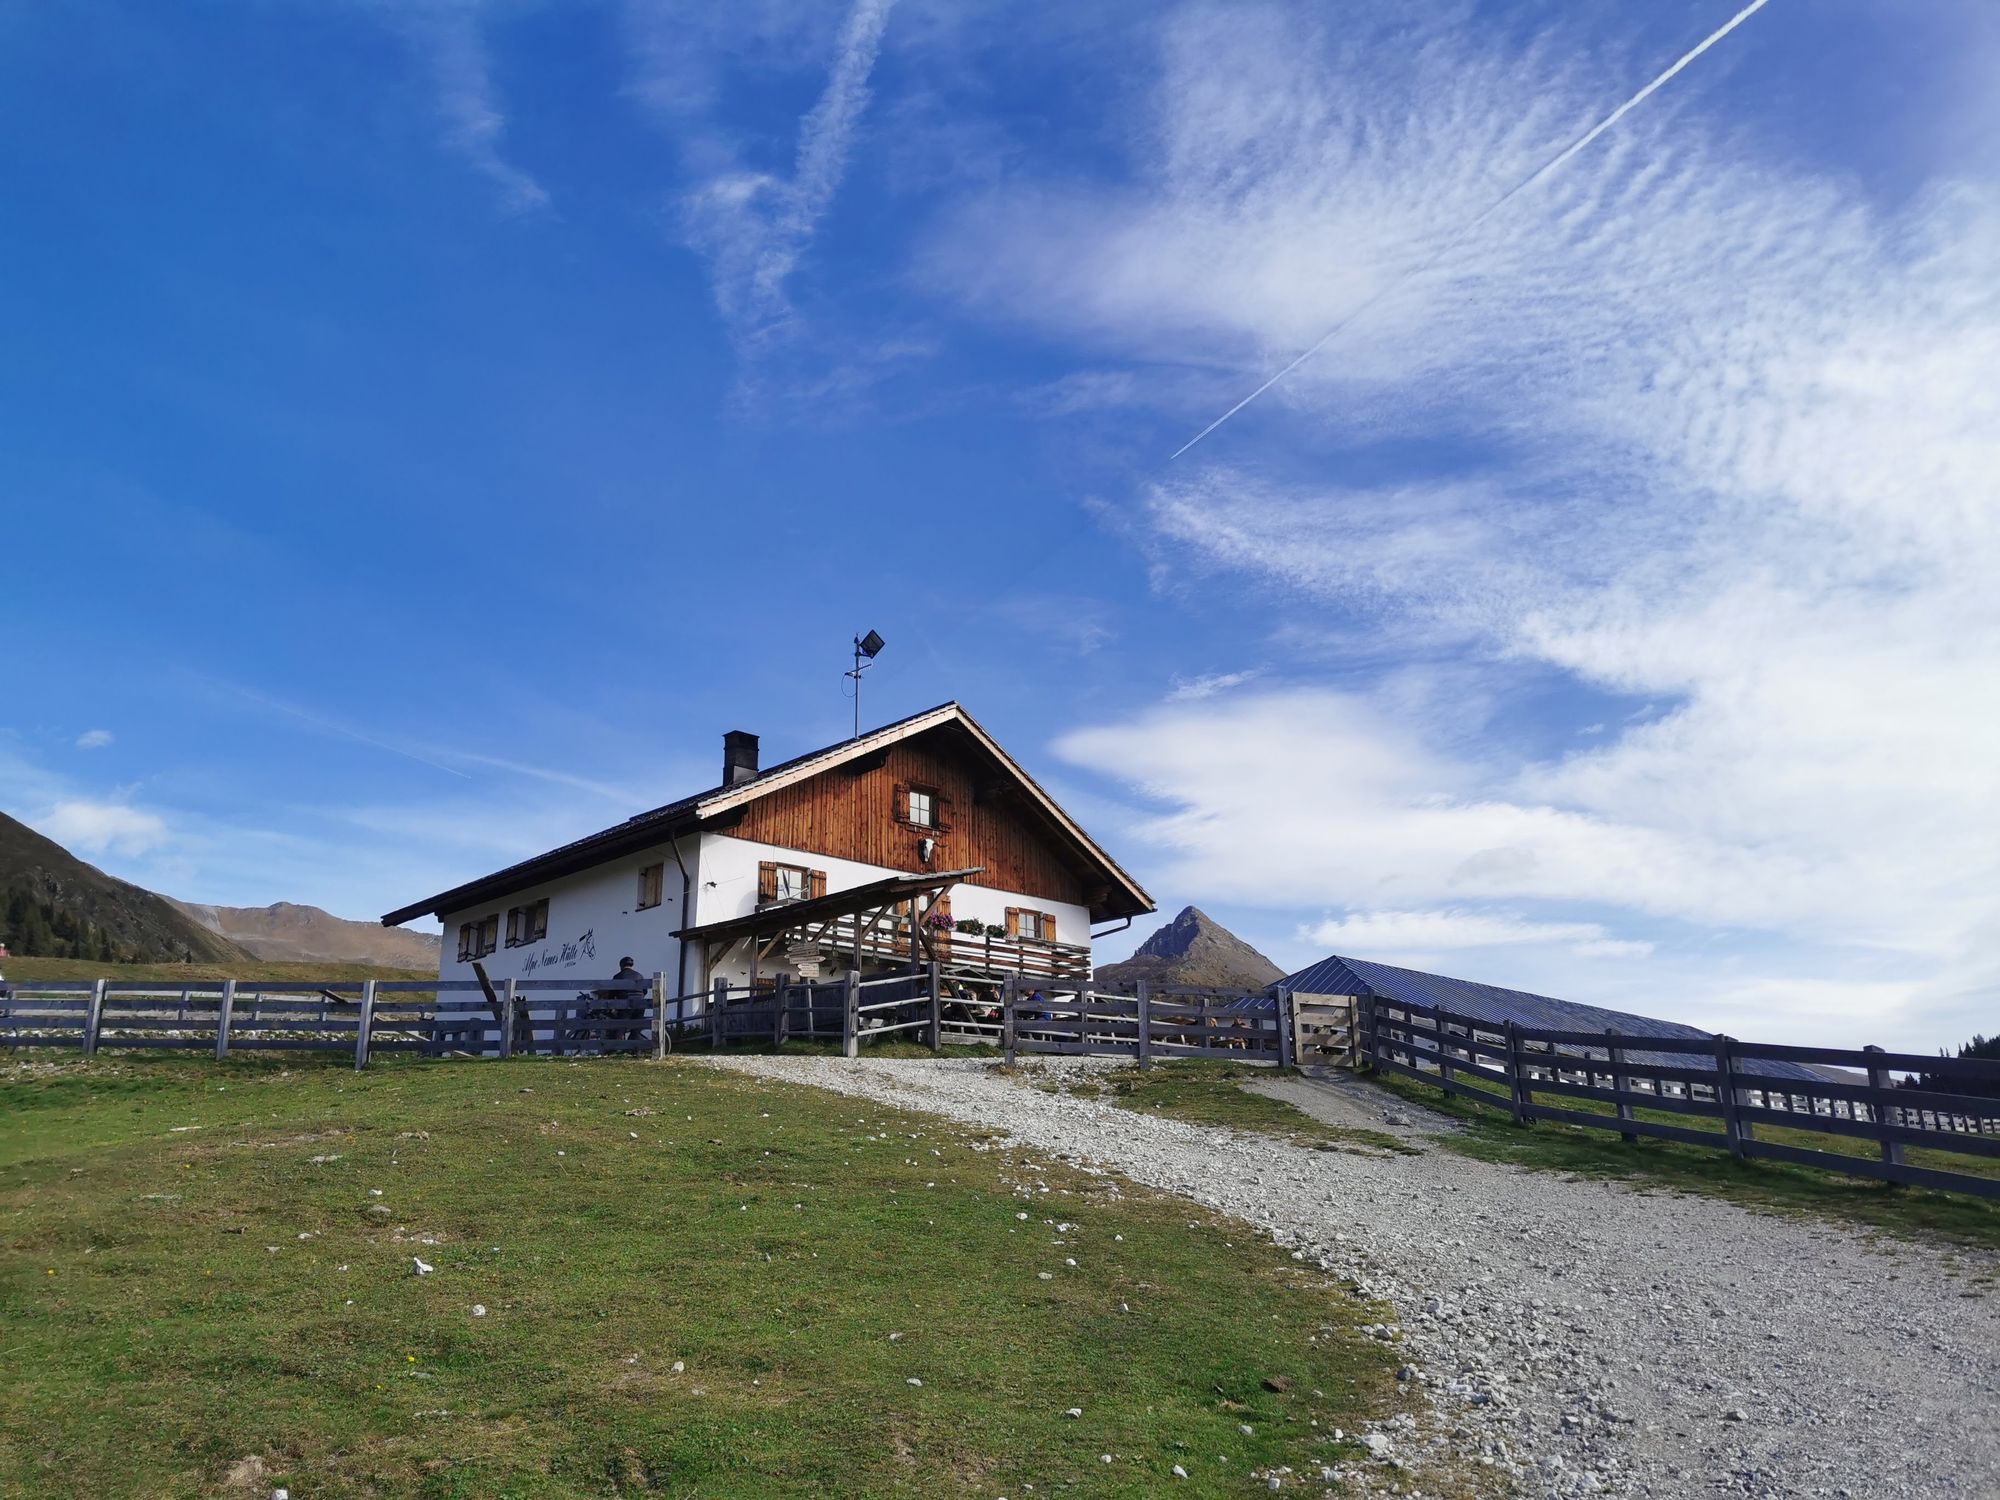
top-left (1291, 993), bottom-right (1360, 1069)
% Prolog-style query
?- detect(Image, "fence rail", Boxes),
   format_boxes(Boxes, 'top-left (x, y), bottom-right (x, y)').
top-left (1359, 996), bottom-right (2000, 1199)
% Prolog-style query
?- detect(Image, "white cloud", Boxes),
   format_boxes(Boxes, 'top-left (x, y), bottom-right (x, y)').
top-left (1303, 908), bottom-right (1633, 955)
top-left (675, 0), bottom-right (897, 345)
top-left (1168, 669), bottom-right (1263, 701)
top-left (922, 4), bottom-right (1999, 1050)
top-left (36, 800), bottom-right (168, 858)
top-left (74, 729), bottom-right (114, 750)
top-left (389, 1), bottom-right (550, 215)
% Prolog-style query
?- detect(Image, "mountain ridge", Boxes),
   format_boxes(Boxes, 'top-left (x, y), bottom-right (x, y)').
top-left (169, 898), bottom-right (440, 969)
top-left (1, 810), bottom-right (437, 970)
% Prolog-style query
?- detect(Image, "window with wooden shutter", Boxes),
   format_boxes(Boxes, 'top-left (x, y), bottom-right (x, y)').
top-left (505, 907), bottom-right (522, 947)
top-left (526, 898), bottom-right (549, 943)
top-left (1004, 907), bottom-right (1021, 938)
top-left (893, 781), bottom-right (909, 825)
top-left (808, 869), bottom-right (828, 900)
top-left (758, 861), bottom-right (778, 902)
top-left (457, 923), bottom-right (475, 962)
top-left (637, 862), bottom-right (664, 911)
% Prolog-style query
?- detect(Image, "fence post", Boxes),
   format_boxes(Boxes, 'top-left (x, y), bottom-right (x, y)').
top-left (1863, 1044), bottom-right (1905, 1171)
top-left (1275, 986), bottom-right (1295, 1069)
top-left (1713, 1034), bottom-right (1747, 1157)
top-left (926, 961), bottom-right (942, 1055)
top-left (1505, 1020), bottom-right (1531, 1125)
top-left (1436, 1007), bottom-right (1454, 1089)
top-left (215, 979), bottom-right (237, 1060)
top-left (1353, 994), bottom-right (1370, 1070)
top-left (652, 973), bottom-right (668, 1060)
top-left (773, 983), bottom-right (788, 1049)
top-left (498, 978), bottom-right (517, 1060)
top-left (1135, 979), bottom-right (1152, 1071)
top-left (841, 971), bottom-right (860, 1058)
top-left (711, 980), bottom-right (727, 1050)
top-left (1001, 974), bottom-right (1018, 1065)
top-left (1607, 1025), bottom-right (1636, 1143)
top-left (83, 978), bottom-right (107, 1057)
top-left (354, 980), bottom-right (377, 1071)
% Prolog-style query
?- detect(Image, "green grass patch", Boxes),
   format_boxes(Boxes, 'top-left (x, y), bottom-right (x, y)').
top-left (1049, 1061), bottom-right (1417, 1156)
top-left (0, 1054), bottom-right (1422, 1498)
top-left (1369, 1068), bottom-right (2000, 1250)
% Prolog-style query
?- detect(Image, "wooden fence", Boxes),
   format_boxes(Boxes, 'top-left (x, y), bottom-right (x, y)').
top-left (1360, 996), bottom-right (2000, 1199)
top-left (1000, 981), bottom-right (1293, 1068)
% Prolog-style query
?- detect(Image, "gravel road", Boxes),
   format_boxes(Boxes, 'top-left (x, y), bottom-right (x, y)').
top-left (710, 1054), bottom-right (1999, 1500)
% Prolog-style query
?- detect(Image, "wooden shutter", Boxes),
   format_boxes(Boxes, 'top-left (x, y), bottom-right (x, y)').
top-left (808, 869), bottom-right (828, 900)
top-left (1005, 907), bottom-right (1021, 938)
top-left (933, 792), bottom-right (954, 834)
top-left (758, 861), bottom-right (778, 901)
top-left (506, 908), bottom-right (521, 946)
top-left (893, 781), bottom-right (909, 824)
top-left (1040, 911), bottom-right (1055, 943)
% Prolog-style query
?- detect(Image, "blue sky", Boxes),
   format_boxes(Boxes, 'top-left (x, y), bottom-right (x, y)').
top-left (5, 1), bottom-right (1996, 1052)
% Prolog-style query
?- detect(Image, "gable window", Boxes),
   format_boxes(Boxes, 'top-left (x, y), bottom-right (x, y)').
top-left (506, 899), bottom-right (548, 948)
top-left (458, 914), bottom-right (499, 961)
top-left (637, 862), bottom-right (665, 911)
top-left (759, 860), bottom-right (826, 905)
top-left (907, 787), bottom-right (936, 828)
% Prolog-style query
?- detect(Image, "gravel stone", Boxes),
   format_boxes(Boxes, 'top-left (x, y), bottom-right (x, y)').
top-left (712, 1055), bottom-right (2000, 1499)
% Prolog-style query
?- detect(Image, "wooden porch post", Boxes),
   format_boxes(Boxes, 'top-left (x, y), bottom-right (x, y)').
top-left (926, 961), bottom-right (942, 1055)
top-left (842, 970), bottom-right (860, 1059)
top-left (1001, 973), bottom-right (1018, 1065)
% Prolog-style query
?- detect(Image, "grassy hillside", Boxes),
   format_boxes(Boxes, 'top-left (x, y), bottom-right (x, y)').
top-left (0, 811), bottom-right (247, 965)
top-left (0, 1055), bottom-right (1429, 1500)
top-left (4, 956), bottom-right (430, 983)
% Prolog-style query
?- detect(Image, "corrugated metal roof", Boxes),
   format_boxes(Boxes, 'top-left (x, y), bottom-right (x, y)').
top-left (1283, 952), bottom-right (1823, 1083)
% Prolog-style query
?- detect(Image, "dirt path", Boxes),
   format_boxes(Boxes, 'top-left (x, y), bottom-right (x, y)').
top-left (709, 1054), bottom-right (2000, 1500)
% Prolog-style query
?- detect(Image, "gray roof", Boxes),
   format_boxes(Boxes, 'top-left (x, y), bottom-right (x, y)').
top-left (1284, 953), bottom-right (1824, 1083)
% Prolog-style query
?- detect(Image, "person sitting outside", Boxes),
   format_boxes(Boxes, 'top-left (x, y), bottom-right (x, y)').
top-left (595, 957), bottom-right (650, 1048)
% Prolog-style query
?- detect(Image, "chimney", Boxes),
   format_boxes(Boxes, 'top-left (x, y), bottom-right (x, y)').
top-left (723, 730), bottom-right (760, 786)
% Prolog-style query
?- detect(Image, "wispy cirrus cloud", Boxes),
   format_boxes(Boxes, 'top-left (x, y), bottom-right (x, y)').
top-left (671, 0), bottom-right (897, 347)
top-left (381, 0), bottom-right (550, 215)
top-left (75, 729), bottom-right (114, 750)
top-left (1004, 3), bottom-right (2000, 1050)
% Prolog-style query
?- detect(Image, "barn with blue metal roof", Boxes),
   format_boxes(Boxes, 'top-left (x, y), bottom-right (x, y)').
top-left (1283, 953), bottom-right (1826, 1084)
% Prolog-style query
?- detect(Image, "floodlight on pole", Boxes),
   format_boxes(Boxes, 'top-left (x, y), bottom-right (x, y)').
top-left (846, 629), bottom-right (886, 737)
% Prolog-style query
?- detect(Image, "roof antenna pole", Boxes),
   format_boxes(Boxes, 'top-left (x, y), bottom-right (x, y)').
top-left (846, 629), bottom-right (886, 739)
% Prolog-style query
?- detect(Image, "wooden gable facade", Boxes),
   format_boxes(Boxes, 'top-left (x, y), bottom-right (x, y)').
top-left (717, 727), bottom-right (1112, 918)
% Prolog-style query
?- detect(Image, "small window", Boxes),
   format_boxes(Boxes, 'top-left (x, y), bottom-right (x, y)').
top-left (463, 914), bottom-right (498, 959)
top-left (1012, 909), bottom-right (1053, 943)
top-left (907, 787), bottom-right (936, 828)
top-left (638, 862), bottom-right (665, 911)
top-left (759, 860), bottom-right (825, 904)
top-left (506, 898), bottom-right (548, 947)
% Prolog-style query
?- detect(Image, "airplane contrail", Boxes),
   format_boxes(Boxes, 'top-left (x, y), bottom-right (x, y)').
top-left (1169, 0), bottom-right (1774, 461)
